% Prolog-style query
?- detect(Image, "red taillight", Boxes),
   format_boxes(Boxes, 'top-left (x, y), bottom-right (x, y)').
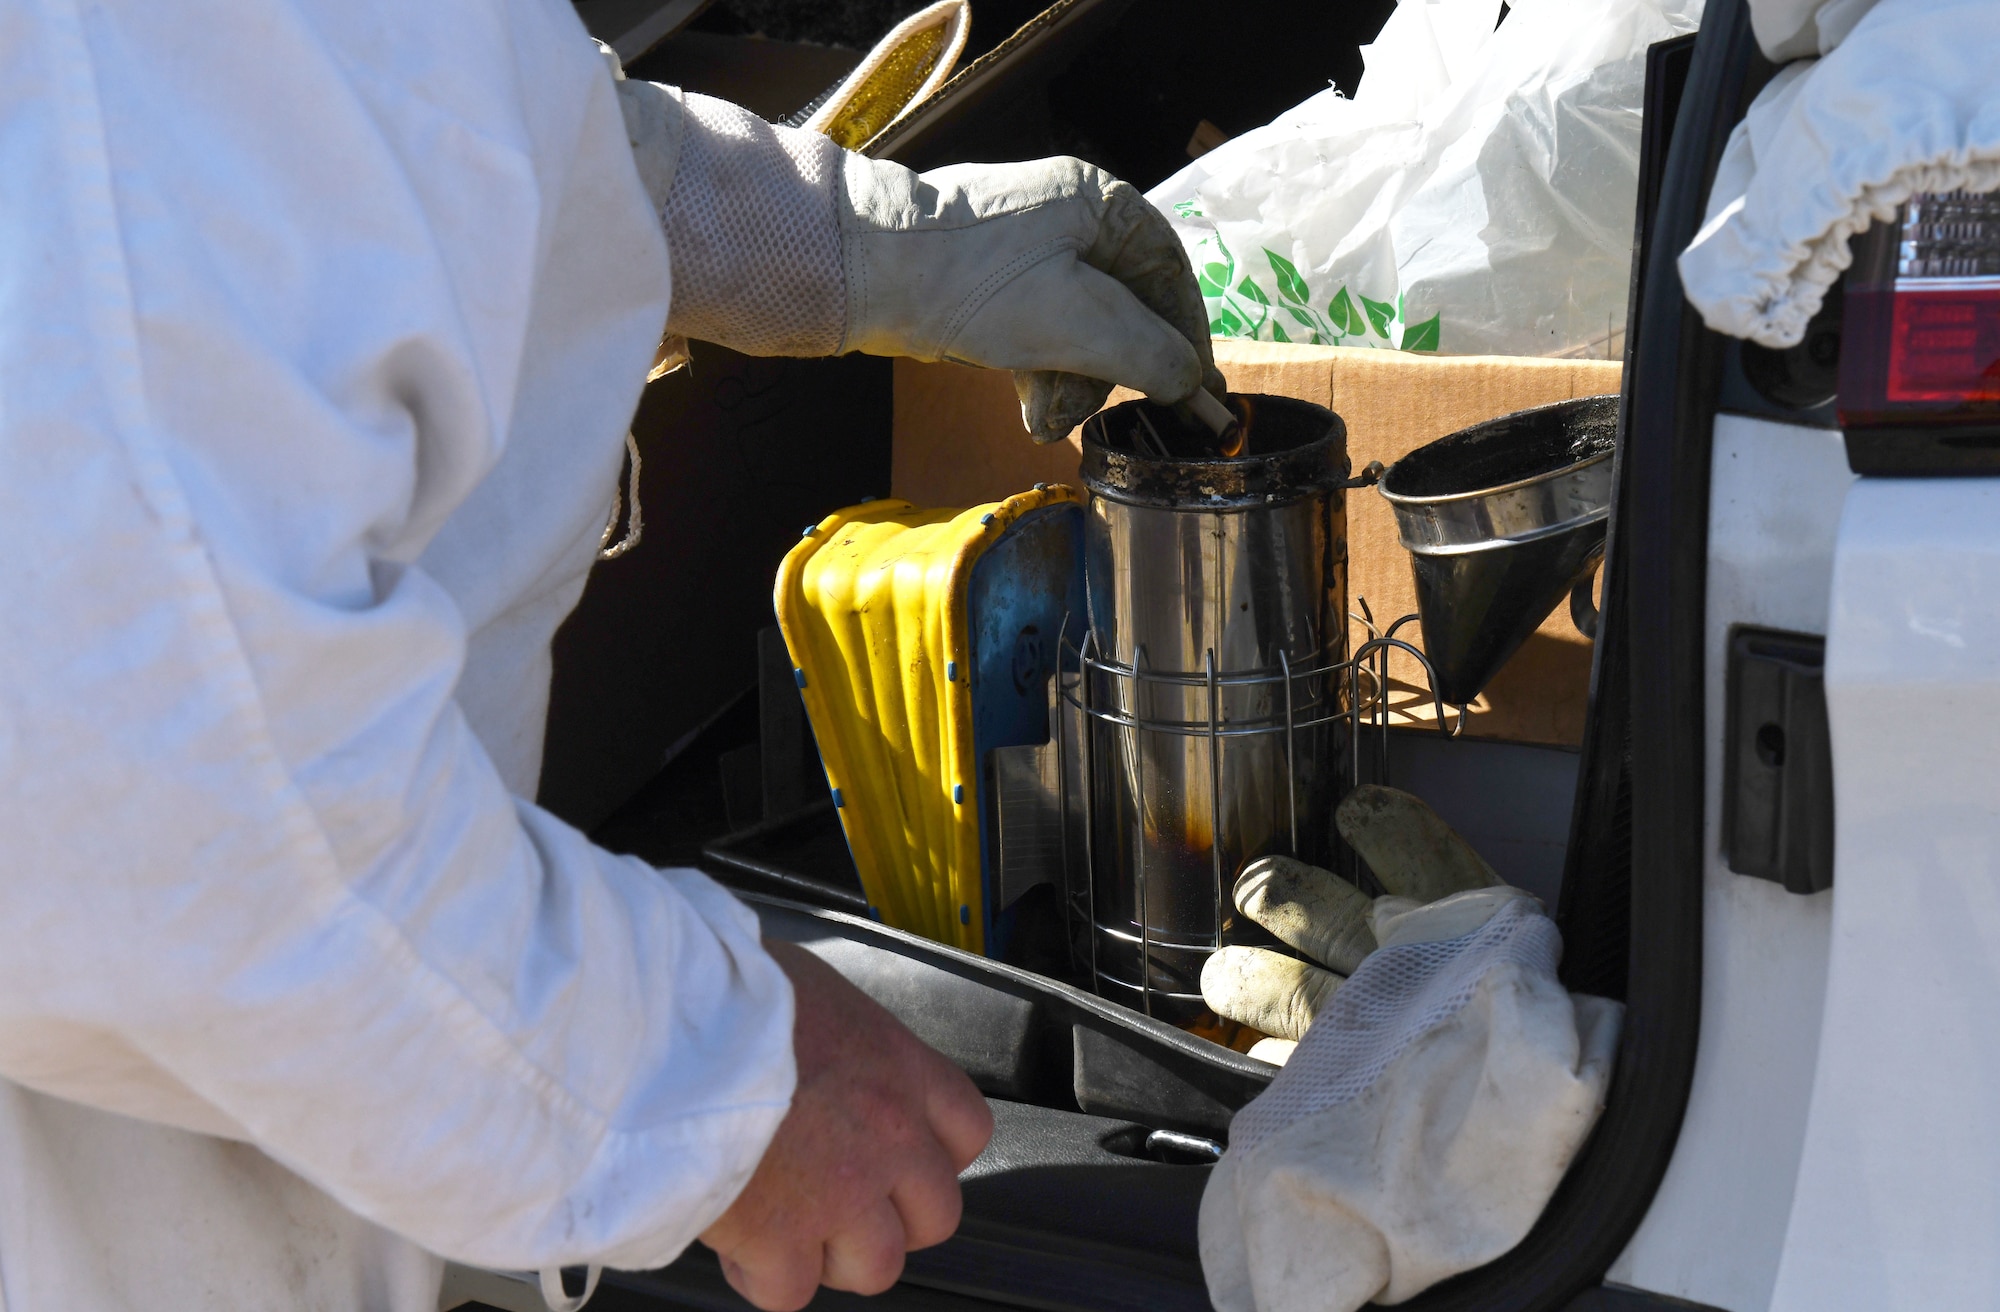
top-left (1887, 286), bottom-right (2000, 403)
top-left (1839, 190), bottom-right (2000, 474)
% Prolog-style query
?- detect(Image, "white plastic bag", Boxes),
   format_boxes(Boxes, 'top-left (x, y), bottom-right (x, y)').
top-left (1147, 0), bottom-right (1703, 358)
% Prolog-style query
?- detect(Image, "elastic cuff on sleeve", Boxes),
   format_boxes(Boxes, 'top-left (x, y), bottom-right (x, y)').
top-left (618, 80), bottom-right (687, 218)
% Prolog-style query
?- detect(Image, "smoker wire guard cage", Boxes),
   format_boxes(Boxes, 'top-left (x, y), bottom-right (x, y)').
top-left (1047, 613), bottom-right (1461, 1021)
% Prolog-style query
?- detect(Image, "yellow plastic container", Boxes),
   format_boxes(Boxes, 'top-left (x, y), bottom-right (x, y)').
top-left (774, 485), bottom-right (1082, 955)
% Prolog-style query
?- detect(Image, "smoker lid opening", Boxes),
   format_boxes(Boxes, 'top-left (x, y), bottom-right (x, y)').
top-left (1080, 395), bottom-right (1348, 509)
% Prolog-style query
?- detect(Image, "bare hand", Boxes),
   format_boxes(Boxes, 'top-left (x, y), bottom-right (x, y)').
top-left (700, 940), bottom-right (993, 1310)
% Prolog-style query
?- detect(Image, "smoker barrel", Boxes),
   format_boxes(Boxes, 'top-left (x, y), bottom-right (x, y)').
top-left (1067, 396), bottom-right (1349, 1025)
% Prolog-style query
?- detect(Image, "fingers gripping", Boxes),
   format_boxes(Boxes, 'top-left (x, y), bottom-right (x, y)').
top-left (720, 1243), bottom-right (823, 1312)
top-left (704, 943), bottom-right (990, 1312)
top-left (1010, 175), bottom-right (1219, 440)
top-left (1014, 369), bottom-right (1115, 443)
top-left (924, 1063), bottom-right (996, 1173)
top-left (889, 1142), bottom-right (966, 1252)
top-left (982, 256), bottom-right (1201, 437)
top-left (1089, 181), bottom-right (1222, 392)
top-left (821, 1200), bottom-right (909, 1296)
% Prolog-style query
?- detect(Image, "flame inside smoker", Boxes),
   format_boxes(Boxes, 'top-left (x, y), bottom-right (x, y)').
top-left (1217, 395), bottom-right (1255, 457)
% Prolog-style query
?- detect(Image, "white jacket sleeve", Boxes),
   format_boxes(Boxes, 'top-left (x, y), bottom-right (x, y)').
top-left (0, 0), bottom-right (793, 1275)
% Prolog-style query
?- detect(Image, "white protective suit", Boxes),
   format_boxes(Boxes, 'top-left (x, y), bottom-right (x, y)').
top-left (5, 0), bottom-right (1229, 1299)
top-left (0, 1), bottom-right (805, 1306)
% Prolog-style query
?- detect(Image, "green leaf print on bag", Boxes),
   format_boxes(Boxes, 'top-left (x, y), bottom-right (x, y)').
top-left (1266, 251), bottom-right (1313, 308)
top-left (1180, 212), bottom-right (1442, 350)
top-left (1362, 296), bottom-right (1397, 339)
top-left (1327, 287), bottom-right (1362, 336)
top-left (1402, 313), bottom-right (1442, 352)
top-left (1235, 276), bottom-right (1271, 333)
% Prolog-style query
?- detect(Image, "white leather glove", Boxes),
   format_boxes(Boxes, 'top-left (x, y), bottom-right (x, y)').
top-left (613, 73), bottom-right (1221, 441)
top-left (836, 155), bottom-right (1225, 441)
top-left (1202, 786), bottom-right (1513, 1059)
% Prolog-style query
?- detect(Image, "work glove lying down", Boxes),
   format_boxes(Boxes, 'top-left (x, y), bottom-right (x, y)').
top-left (1202, 784), bottom-right (1516, 1062)
top-left (1196, 786), bottom-right (1623, 1312)
top-left (612, 66), bottom-right (1224, 441)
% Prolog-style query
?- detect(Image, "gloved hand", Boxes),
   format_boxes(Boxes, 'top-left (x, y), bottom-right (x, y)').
top-left (836, 155), bottom-right (1227, 441)
top-left (611, 70), bottom-right (1223, 441)
top-left (1202, 785), bottom-right (1516, 1062)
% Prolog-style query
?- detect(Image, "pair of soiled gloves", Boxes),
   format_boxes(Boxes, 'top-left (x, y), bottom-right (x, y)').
top-left (1197, 787), bottom-right (1623, 1312)
top-left (608, 53), bottom-right (1223, 441)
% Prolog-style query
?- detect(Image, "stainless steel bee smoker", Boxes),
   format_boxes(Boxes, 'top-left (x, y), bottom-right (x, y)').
top-left (1057, 396), bottom-right (1352, 1025)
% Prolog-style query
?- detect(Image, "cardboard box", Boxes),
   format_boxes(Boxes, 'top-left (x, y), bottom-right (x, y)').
top-left (892, 341), bottom-right (1622, 746)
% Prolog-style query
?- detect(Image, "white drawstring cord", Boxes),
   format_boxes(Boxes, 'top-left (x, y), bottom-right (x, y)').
top-left (537, 1264), bottom-right (602, 1312)
top-left (597, 431), bottom-right (643, 560)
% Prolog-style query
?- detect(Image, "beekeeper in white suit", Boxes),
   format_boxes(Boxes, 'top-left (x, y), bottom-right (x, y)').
top-left (0, 3), bottom-right (1224, 1311)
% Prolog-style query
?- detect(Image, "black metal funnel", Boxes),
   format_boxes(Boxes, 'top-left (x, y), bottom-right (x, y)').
top-left (1378, 395), bottom-right (1619, 707)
